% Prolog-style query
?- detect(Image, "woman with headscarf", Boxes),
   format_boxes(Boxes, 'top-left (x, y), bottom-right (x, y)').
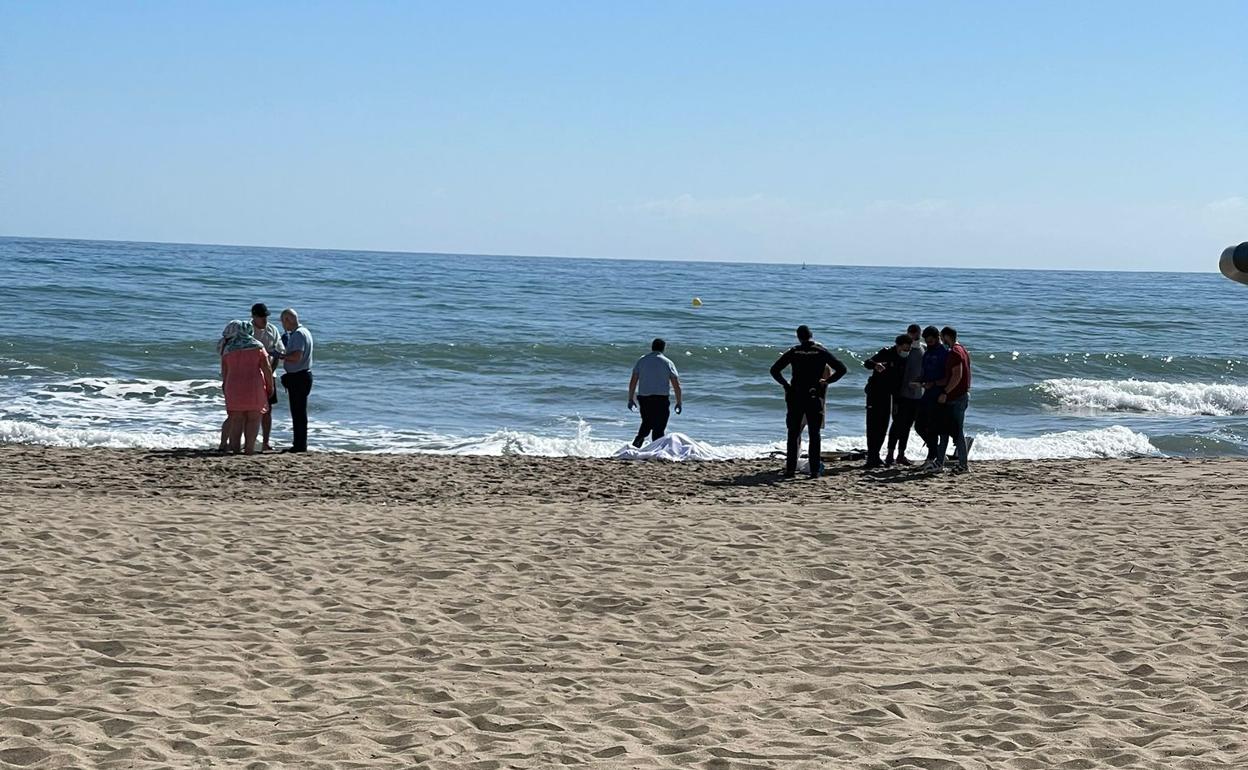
top-left (219, 320), bottom-right (275, 454)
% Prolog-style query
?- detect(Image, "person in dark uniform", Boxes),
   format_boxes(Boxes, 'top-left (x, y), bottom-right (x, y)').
top-left (862, 333), bottom-right (914, 468)
top-left (770, 325), bottom-right (847, 478)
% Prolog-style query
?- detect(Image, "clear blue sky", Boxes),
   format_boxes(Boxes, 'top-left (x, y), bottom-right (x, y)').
top-left (2, 1), bottom-right (1244, 270)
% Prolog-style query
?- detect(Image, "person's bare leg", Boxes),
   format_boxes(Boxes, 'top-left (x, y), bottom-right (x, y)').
top-left (243, 411), bottom-right (261, 455)
top-left (227, 412), bottom-right (244, 454)
top-left (219, 416), bottom-right (231, 453)
top-left (261, 411), bottom-right (273, 451)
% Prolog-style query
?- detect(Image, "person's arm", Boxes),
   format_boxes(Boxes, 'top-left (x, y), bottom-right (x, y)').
top-left (271, 326), bottom-right (287, 360)
top-left (823, 353), bottom-right (847, 384)
top-left (940, 364), bottom-right (963, 403)
top-left (261, 351), bottom-right (275, 395)
top-left (284, 331), bottom-right (305, 364)
top-left (671, 376), bottom-right (682, 413)
top-left (770, 351), bottom-right (792, 390)
top-left (628, 370), bottom-right (639, 410)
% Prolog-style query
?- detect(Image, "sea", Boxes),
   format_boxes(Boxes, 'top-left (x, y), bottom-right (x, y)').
top-left (3, 236), bottom-right (1247, 460)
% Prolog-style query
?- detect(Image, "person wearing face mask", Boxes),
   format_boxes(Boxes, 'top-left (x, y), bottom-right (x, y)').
top-left (861, 333), bottom-right (913, 469)
top-left (886, 324), bottom-right (925, 466)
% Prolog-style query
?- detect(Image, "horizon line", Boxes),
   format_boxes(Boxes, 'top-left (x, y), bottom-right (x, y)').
top-left (0, 232), bottom-right (1224, 276)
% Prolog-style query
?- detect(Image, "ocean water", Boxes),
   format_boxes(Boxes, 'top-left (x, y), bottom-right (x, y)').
top-left (3, 236), bottom-right (1247, 459)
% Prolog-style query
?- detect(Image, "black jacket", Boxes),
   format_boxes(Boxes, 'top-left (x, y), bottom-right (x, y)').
top-left (771, 341), bottom-right (848, 393)
top-left (863, 346), bottom-right (907, 396)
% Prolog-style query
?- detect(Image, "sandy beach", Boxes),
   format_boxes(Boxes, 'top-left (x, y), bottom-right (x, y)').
top-left (1, 446), bottom-right (1246, 769)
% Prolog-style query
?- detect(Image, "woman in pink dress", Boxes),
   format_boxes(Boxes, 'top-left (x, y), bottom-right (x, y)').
top-left (219, 321), bottom-right (275, 455)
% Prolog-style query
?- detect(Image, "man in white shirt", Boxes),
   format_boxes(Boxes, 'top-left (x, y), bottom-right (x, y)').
top-left (249, 303), bottom-right (286, 452)
top-left (627, 338), bottom-right (683, 448)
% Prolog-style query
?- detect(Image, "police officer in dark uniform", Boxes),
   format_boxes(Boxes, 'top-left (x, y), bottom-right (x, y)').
top-left (770, 325), bottom-right (848, 478)
top-left (862, 333), bottom-right (914, 468)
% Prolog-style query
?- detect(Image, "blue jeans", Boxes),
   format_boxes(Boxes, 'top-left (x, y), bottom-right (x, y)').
top-left (936, 395), bottom-right (969, 469)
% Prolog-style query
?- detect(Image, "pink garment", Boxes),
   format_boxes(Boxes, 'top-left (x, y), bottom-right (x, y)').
top-left (223, 348), bottom-right (270, 413)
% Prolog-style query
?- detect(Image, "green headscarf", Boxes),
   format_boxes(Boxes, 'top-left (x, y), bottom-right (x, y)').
top-left (221, 320), bottom-right (265, 354)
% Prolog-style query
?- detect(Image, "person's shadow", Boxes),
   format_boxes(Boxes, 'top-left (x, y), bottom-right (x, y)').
top-left (144, 448), bottom-right (225, 459)
top-left (706, 461), bottom-right (858, 488)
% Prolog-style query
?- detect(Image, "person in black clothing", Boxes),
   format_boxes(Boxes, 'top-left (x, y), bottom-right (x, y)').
top-left (862, 333), bottom-right (914, 468)
top-left (770, 325), bottom-right (848, 479)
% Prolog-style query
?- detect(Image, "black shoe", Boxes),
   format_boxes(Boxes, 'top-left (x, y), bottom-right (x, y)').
top-left (781, 469), bottom-right (797, 479)
top-left (896, 455), bottom-right (913, 466)
top-left (864, 458), bottom-right (883, 469)
top-left (282, 447), bottom-right (307, 454)
top-left (884, 456), bottom-right (895, 467)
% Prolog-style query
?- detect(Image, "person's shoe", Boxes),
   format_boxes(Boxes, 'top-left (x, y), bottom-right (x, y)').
top-left (632, 437), bottom-right (645, 449)
top-left (920, 460), bottom-right (939, 472)
top-left (864, 457), bottom-right (883, 469)
top-left (809, 462), bottom-right (822, 479)
top-left (884, 456), bottom-right (895, 467)
top-left (952, 465), bottom-right (970, 475)
top-left (896, 455), bottom-right (913, 466)
top-left (781, 469), bottom-right (797, 479)
top-left (282, 447), bottom-right (306, 454)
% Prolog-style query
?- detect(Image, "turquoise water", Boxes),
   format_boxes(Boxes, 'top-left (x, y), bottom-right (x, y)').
top-left (3, 236), bottom-right (1247, 458)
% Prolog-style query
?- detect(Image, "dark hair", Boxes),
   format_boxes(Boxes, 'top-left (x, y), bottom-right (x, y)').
top-left (895, 334), bottom-right (912, 347)
top-left (941, 326), bottom-right (958, 341)
top-left (651, 337), bottom-right (666, 352)
top-left (922, 325), bottom-right (940, 339)
top-left (796, 325), bottom-right (812, 341)
top-left (907, 324), bottom-right (921, 334)
top-left (251, 302), bottom-right (269, 317)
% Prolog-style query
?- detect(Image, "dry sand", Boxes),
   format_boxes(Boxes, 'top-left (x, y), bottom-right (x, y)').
top-left (1, 445), bottom-right (1246, 769)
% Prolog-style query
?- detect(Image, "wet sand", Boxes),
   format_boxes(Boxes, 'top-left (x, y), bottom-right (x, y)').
top-left (1, 445), bottom-right (1246, 768)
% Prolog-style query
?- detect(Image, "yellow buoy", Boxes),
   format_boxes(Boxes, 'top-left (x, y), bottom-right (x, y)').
top-left (691, 297), bottom-right (703, 307)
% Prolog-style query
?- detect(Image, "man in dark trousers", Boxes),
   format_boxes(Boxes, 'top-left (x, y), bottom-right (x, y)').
top-left (627, 338), bottom-right (683, 448)
top-left (770, 325), bottom-right (847, 479)
top-left (278, 308), bottom-right (314, 453)
top-left (862, 333), bottom-right (914, 468)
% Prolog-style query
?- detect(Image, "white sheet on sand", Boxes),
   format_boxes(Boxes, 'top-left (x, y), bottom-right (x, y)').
top-left (612, 432), bottom-right (735, 461)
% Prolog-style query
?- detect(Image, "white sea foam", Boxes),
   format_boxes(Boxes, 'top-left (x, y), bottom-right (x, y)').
top-left (1040, 378), bottom-right (1248, 416)
top-left (0, 375), bottom-right (1163, 460)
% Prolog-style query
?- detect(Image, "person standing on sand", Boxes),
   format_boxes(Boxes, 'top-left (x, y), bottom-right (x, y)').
top-left (862, 334), bottom-right (913, 469)
top-left (915, 326), bottom-right (948, 465)
top-left (627, 338), bottom-right (683, 448)
top-left (886, 324), bottom-right (925, 466)
top-left (933, 326), bottom-right (972, 474)
top-left (770, 325), bottom-right (847, 479)
top-left (248, 303), bottom-right (286, 452)
top-left (219, 321), bottom-right (275, 455)
top-left (278, 308), bottom-right (314, 453)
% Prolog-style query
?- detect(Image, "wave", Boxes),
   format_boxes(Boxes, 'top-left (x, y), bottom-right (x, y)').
top-left (0, 416), bottom-right (1159, 461)
top-left (1039, 378), bottom-right (1248, 416)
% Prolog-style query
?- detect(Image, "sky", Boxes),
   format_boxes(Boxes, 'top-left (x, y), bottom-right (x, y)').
top-left (1, 1), bottom-right (1245, 271)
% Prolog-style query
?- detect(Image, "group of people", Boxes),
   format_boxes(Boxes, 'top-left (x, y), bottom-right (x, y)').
top-left (216, 303), bottom-right (315, 455)
top-left (628, 324), bottom-right (972, 478)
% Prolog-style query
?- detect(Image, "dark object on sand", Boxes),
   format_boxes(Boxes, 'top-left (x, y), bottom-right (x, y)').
top-left (1220, 242), bottom-right (1248, 286)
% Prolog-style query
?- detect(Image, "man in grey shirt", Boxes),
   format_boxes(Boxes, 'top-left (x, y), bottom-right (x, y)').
top-left (278, 308), bottom-right (314, 453)
top-left (887, 323), bottom-right (925, 465)
top-left (627, 338), bottom-right (683, 448)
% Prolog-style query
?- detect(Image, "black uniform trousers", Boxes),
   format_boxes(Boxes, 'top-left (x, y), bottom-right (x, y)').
top-left (281, 370), bottom-right (313, 451)
top-left (785, 390), bottom-right (824, 475)
top-left (865, 390), bottom-right (892, 461)
top-left (634, 395), bottom-right (671, 446)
